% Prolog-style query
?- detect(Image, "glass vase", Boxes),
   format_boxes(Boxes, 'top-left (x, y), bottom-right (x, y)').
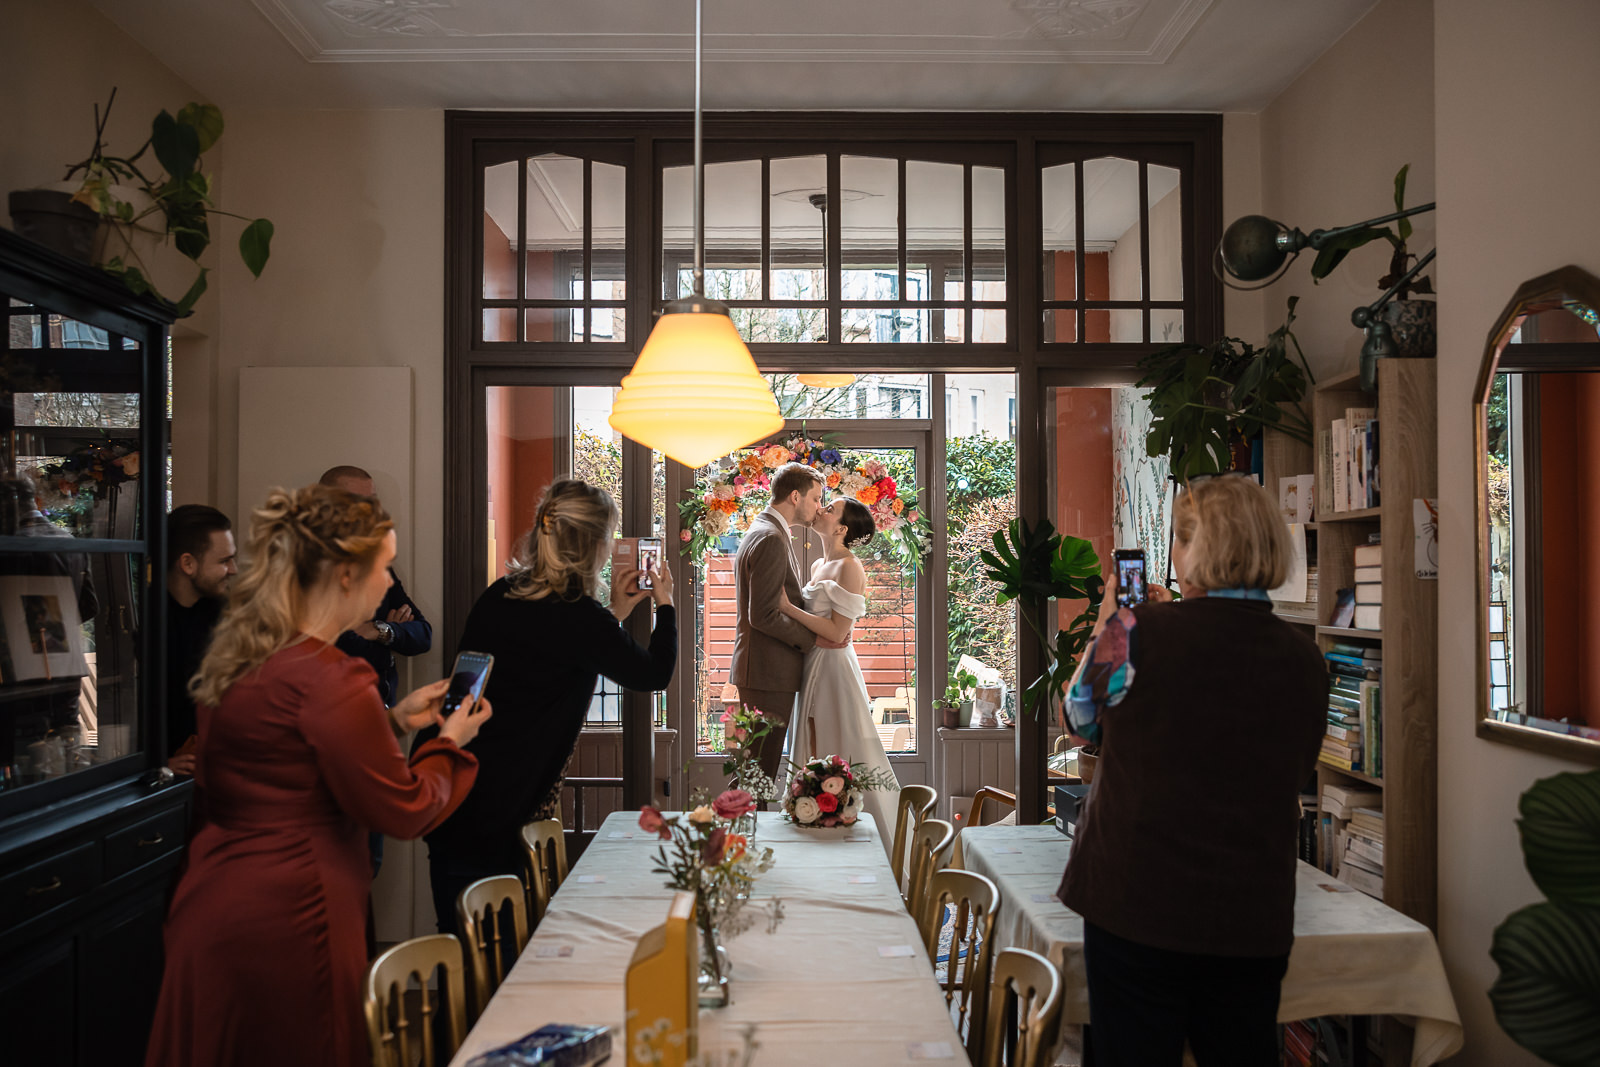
top-left (696, 890), bottom-right (731, 1009)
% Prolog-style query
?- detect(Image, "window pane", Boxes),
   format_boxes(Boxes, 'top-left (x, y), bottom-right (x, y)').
top-left (483, 308), bottom-right (517, 342)
top-left (483, 160), bottom-right (519, 300)
top-left (769, 155), bottom-right (827, 301)
top-left (843, 306), bottom-right (930, 344)
top-left (731, 306), bottom-right (827, 344)
top-left (766, 374), bottom-right (931, 420)
top-left (841, 156), bottom-right (899, 296)
top-left (973, 165), bottom-right (1006, 300)
top-left (662, 162), bottom-right (692, 300)
top-left (1148, 163), bottom-right (1183, 302)
top-left (973, 308), bottom-right (1006, 343)
top-left (525, 307), bottom-right (579, 343)
top-left (1151, 308), bottom-right (1184, 344)
top-left (663, 160), bottom-right (761, 301)
top-left (592, 161), bottom-right (627, 300)
top-left (1044, 308), bottom-right (1077, 343)
top-left (525, 154), bottom-right (584, 300)
top-left (1084, 157), bottom-right (1143, 311)
top-left (906, 160), bottom-right (963, 303)
top-left (589, 305), bottom-right (627, 343)
top-left (938, 308), bottom-right (966, 343)
top-left (1041, 162), bottom-right (1077, 301)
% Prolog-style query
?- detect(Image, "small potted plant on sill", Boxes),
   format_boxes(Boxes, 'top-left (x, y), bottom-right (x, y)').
top-left (935, 680), bottom-right (962, 731)
top-left (8, 88), bottom-right (273, 316)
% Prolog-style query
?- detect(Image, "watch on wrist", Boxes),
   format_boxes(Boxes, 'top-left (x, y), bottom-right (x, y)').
top-left (374, 621), bottom-right (394, 645)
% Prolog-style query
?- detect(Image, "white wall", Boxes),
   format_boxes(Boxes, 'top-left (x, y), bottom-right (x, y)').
top-left (1434, 2), bottom-right (1600, 1063)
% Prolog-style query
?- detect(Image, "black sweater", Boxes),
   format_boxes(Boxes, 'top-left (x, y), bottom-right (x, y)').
top-left (419, 579), bottom-right (676, 863)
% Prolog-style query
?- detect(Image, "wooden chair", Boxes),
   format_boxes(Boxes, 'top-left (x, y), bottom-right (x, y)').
top-left (363, 934), bottom-right (468, 1067)
top-left (455, 875), bottom-right (529, 1022)
top-left (980, 948), bottom-right (1062, 1067)
top-left (904, 817), bottom-right (957, 925)
top-left (890, 783), bottom-right (938, 893)
top-left (966, 786), bottom-right (1016, 828)
top-left (519, 817), bottom-right (569, 927)
top-left (919, 869), bottom-right (999, 1061)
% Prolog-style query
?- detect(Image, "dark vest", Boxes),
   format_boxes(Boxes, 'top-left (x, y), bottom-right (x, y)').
top-left (1059, 596), bottom-right (1326, 957)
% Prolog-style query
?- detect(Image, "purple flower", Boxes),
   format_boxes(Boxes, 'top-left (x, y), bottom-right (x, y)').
top-left (819, 449), bottom-right (843, 465)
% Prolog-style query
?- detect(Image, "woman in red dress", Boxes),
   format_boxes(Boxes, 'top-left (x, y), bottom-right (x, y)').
top-left (145, 484), bottom-right (493, 1067)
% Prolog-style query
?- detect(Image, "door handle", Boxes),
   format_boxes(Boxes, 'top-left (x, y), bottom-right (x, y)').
top-left (26, 876), bottom-right (63, 897)
top-left (137, 833), bottom-right (165, 847)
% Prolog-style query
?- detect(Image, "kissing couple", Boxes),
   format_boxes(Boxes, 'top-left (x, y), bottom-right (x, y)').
top-left (728, 461), bottom-right (902, 850)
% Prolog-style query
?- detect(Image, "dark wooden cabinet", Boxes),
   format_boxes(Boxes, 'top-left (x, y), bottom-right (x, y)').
top-left (0, 228), bottom-right (183, 1066)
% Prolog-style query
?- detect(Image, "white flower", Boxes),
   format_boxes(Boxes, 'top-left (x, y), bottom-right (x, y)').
top-left (792, 795), bottom-right (821, 824)
top-left (844, 791), bottom-right (865, 816)
top-left (840, 472), bottom-right (869, 496)
top-left (712, 483), bottom-right (736, 501)
top-left (689, 805), bottom-right (716, 824)
top-left (703, 510), bottom-right (732, 536)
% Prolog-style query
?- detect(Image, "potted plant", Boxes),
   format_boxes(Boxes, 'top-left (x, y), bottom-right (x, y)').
top-left (935, 683), bottom-right (962, 730)
top-left (1308, 163), bottom-right (1436, 358)
top-left (8, 89), bottom-right (273, 316)
top-left (1136, 297), bottom-right (1315, 484)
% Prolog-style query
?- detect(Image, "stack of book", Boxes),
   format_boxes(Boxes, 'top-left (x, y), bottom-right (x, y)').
top-left (1319, 405), bottom-right (1381, 513)
top-left (1338, 806), bottom-right (1386, 899)
top-left (1354, 540), bottom-right (1382, 631)
top-left (1321, 783), bottom-right (1383, 881)
top-left (1325, 642), bottom-right (1383, 777)
top-left (1282, 1019), bottom-right (1318, 1067)
top-left (1298, 792), bottom-right (1320, 865)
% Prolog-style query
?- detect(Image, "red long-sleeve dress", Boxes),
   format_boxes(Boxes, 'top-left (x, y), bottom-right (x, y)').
top-left (144, 638), bottom-right (479, 1067)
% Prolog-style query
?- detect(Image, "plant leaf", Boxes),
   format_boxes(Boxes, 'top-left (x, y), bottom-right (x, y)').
top-left (1490, 901), bottom-right (1600, 1066)
top-left (150, 109), bottom-right (200, 179)
top-left (174, 268), bottom-right (209, 317)
top-left (1518, 770), bottom-right (1600, 909)
top-left (177, 102), bottom-right (224, 155)
top-left (1309, 226), bottom-right (1394, 281)
top-left (1051, 535), bottom-right (1101, 583)
top-left (239, 219), bottom-right (274, 278)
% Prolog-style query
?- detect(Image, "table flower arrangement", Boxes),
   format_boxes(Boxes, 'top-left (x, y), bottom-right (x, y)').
top-left (721, 705), bottom-right (779, 814)
top-left (677, 433), bottom-right (931, 576)
top-left (782, 754), bottom-right (899, 829)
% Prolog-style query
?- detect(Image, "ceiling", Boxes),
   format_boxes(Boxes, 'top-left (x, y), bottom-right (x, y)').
top-left (88, 0), bottom-right (1379, 112)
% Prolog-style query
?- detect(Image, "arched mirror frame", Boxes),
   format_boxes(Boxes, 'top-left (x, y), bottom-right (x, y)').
top-left (1474, 264), bottom-right (1600, 761)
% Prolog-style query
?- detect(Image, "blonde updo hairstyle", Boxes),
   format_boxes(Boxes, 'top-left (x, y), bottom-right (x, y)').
top-left (191, 484), bottom-right (394, 707)
top-left (505, 479), bottom-right (619, 602)
top-left (1172, 475), bottom-right (1291, 592)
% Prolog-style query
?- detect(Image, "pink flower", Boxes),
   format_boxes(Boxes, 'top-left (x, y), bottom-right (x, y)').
top-left (821, 815), bottom-right (840, 828)
top-left (713, 789), bottom-right (756, 819)
top-left (816, 792), bottom-right (839, 814)
top-left (701, 827), bottom-right (728, 866)
top-left (821, 776), bottom-right (846, 795)
top-left (791, 780), bottom-right (803, 796)
top-left (639, 806), bottom-right (671, 840)
top-left (842, 813), bottom-right (858, 825)
top-left (680, 530), bottom-right (692, 542)
top-left (908, 510), bottom-right (919, 522)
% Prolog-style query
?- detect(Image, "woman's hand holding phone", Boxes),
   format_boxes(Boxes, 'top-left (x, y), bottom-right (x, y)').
top-left (609, 566), bottom-right (649, 620)
top-left (648, 557), bottom-right (674, 608)
top-left (389, 677), bottom-right (494, 748)
top-left (438, 690), bottom-right (492, 748)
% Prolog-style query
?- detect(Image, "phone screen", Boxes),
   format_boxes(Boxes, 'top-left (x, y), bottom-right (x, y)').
top-left (1115, 551), bottom-right (1147, 609)
top-left (442, 651), bottom-right (494, 718)
top-left (637, 538), bottom-right (661, 591)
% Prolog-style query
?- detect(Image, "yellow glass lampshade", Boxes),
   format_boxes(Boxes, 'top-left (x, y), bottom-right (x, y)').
top-left (795, 372), bottom-right (856, 389)
top-left (610, 302), bottom-right (784, 469)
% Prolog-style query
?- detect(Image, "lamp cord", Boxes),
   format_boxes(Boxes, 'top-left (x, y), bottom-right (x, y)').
top-left (692, 0), bottom-right (704, 299)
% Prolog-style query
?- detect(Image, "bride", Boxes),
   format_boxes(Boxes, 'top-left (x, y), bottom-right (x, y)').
top-left (779, 496), bottom-right (901, 853)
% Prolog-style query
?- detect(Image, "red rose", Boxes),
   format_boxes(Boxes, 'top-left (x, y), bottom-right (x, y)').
top-left (639, 805), bottom-right (671, 840)
top-left (875, 476), bottom-right (897, 499)
top-left (713, 788), bottom-right (756, 819)
top-left (816, 792), bottom-right (839, 814)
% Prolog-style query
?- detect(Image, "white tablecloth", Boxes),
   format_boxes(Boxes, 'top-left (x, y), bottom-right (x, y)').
top-left (451, 811), bottom-right (970, 1067)
top-left (958, 824), bottom-right (1463, 1067)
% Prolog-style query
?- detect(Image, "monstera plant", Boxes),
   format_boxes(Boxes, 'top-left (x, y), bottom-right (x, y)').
top-left (1489, 768), bottom-right (1600, 1065)
top-left (980, 518), bottom-right (1103, 721)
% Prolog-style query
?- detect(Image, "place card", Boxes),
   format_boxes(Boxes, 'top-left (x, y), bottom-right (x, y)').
top-left (991, 846), bottom-right (1022, 854)
top-left (906, 1042), bottom-right (954, 1060)
top-left (1030, 893), bottom-right (1058, 904)
top-left (845, 833), bottom-right (873, 842)
top-left (533, 944), bottom-right (574, 959)
top-left (877, 944), bottom-right (915, 958)
top-left (607, 831), bottom-right (636, 840)
top-left (577, 874), bottom-right (607, 884)
top-left (1318, 882), bottom-right (1356, 893)
top-left (847, 874), bottom-right (877, 884)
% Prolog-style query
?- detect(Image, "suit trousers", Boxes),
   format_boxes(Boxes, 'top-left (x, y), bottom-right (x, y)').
top-left (737, 687), bottom-right (797, 781)
top-left (1082, 920), bottom-right (1288, 1067)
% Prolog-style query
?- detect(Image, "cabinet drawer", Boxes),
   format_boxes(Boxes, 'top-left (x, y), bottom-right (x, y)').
top-left (0, 842), bottom-right (100, 928)
top-left (104, 806), bottom-right (187, 881)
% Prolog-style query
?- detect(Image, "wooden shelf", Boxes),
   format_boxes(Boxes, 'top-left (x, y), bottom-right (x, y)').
top-left (1319, 507), bottom-right (1382, 522)
top-left (1317, 758), bottom-right (1383, 787)
top-left (1317, 625), bottom-right (1382, 640)
top-left (1274, 610), bottom-right (1318, 625)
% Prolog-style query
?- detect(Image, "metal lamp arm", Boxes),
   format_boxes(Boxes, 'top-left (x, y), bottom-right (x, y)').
top-left (1352, 247), bottom-right (1437, 327)
top-left (1298, 201), bottom-right (1436, 252)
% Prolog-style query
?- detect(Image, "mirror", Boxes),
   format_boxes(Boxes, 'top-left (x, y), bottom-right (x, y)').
top-left (1476, 265), bottom-right (1600, 760)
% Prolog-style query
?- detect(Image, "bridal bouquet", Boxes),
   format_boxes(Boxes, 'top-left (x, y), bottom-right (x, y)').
top-left (782, 754), bottom-right (898, 829)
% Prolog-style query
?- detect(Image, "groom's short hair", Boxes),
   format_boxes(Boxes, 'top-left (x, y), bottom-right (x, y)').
top-left (770, 462), bottom-right (823, 504)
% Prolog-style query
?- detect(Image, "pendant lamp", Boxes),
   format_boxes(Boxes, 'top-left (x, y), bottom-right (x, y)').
top-left (796, 372), bottom-right (856, 389)
top-left (609, 0), bottom-right (782, 469)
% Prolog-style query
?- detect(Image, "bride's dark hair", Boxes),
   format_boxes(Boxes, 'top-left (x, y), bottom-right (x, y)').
top-left (836, 498), bottom-right (876, 551)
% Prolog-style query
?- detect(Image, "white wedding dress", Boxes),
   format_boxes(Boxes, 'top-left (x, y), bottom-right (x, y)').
top-left (792, 579), bottom-right (901, 856)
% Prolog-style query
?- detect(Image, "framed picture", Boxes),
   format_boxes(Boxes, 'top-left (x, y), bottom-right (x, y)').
top-left (0, 574), bottom-right (91, 682)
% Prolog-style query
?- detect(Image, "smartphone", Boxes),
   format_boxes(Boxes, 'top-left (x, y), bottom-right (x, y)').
top-left (442, 651), bottom-right (494, 719)
top-left (636, 537), bottom-right (662, 591)
top-left (1114, 549), bottom-right (1147, 609)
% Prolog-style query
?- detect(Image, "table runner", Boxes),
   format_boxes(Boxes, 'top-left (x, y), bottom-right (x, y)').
top-left (958, 824), bottom-right (1463, 1067)
top-left (451, 811), bottom-right (970, 1066)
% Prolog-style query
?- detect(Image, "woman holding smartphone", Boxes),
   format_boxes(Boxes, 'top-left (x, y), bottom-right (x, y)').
top-left (418, 479), bottom-right (677, 935)
top-left (145, 484), bottom-right (492, 1067)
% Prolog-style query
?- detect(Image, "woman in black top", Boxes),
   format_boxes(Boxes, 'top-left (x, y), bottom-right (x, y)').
top-left (420, 479), bottom-right (676, 934)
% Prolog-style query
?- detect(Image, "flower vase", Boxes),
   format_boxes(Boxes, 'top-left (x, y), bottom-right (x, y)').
top-left (696, 893), bottom-right (731, 1009)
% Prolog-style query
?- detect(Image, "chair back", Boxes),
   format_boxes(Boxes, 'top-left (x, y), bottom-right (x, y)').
top-left (920, 869), bottom-right (1000, 1061)
top-left (966, 786), bottom-right (1016, 828)
top-left (363, 934), bottom-right (469, 1067)
top-left (520, 817), bottom-right (569, 926)
top-left (980, 948), bottom-right (1062, 1067)
top-left (904, 817), bottom-right (956, 923)
top-left (455, 875), bottom-right (529, 1021)
top-left (890, 784), bottom-right (938, 891)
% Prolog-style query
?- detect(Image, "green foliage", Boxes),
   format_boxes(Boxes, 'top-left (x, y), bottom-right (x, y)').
top-left (944, 437), bottom-right (1018, 693)
top-left (63, 89), bottom-right (273, 315)
top-left (1490, 769), bottom-right (1600, 1066)
top-left (1486, 371), bottom-right (1511, 463)
top-left (1308, 163), bottom-right (1434, 300)
top-left (1137, 296), bottom-right (1314, 484)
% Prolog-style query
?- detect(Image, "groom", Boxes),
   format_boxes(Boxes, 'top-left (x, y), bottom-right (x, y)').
top-left (731, 461), bottom-right (825, 780)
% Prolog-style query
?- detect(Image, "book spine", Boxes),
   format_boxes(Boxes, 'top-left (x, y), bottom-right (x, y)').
top-left (1316, 429), bottom-right (1332, 519)
top-left (1332, 418), bottom-right (1348, 513)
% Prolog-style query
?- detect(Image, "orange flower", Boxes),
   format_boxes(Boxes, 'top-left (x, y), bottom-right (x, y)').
top-left (891, 497), bottom-right (904, 514)
top-left (724, 833), bottom-right (748, 863)
top-left (826, 471), bottom-right (842, 489)
top-left (856, 486), bottom-right (880, 506)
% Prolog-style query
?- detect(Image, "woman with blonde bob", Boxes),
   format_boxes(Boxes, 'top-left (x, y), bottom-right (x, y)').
top-left (145, 484), bottom-right (492, 1067)
top-left (419, 478), bottom-right (677, 935)
top-left (1057, 473), bottom-right (1326, 1067)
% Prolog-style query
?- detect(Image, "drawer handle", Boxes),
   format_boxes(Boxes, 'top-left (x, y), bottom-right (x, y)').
top-left (137, 833), bottom-right (166, 847)
top-left (26, 876), bottom-right (63, 897)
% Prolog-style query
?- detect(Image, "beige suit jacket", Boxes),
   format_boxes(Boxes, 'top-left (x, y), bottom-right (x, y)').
top-left (729, 509), bottom-right (816, 693)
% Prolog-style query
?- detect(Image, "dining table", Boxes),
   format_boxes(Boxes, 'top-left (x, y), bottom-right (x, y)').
top-left (450, 810), bottom-right (970, 1067)
top-left (958, 823), bottom-right (1463, 1067)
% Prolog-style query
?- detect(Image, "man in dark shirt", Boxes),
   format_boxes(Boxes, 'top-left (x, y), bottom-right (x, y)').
top-left (164, 505), bottom-right (236, 775)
